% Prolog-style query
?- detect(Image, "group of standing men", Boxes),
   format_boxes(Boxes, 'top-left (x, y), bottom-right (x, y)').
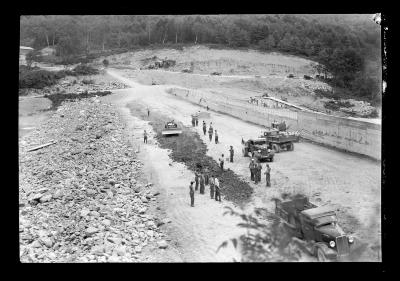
top-left (189, 170), bottom-right (221, 207)
top-left (249, 158), bottom-right (271, 187)
top-left (199, 120), bottom-right (219, 144)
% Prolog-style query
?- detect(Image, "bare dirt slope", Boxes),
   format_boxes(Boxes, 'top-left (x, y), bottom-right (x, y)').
top-left (106, 69), bottom-right (381, 261)
top-left (98, 45), bottom-right (380, 119)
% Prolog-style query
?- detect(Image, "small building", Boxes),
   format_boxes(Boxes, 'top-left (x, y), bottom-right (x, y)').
top-left (19, 46), bottom-right (34, 65)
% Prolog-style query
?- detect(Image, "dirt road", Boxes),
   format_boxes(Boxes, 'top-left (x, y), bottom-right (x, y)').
top-left (106, 68), bottom-right (381, 261)
top-left (103, 81), bottom-right (244, 262)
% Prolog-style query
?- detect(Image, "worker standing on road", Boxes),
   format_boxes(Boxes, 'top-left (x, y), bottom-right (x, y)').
top-left (192, 116), bottom-right (195, 127)
top-left (195, 173), bottom-right (199, 191)
top-left (208, 126), bottom-right (213, 142)
top-left (214, 176), bottom-right (221, 202)
top-left (249, 159), bottom-right (255, 181)
top-left (189, 181), bottom-right (195, 207)
top-left (219, 154), bottom-right (224, 171)
top-left (207, 105), bottom-right (209, 111)
top-left (147, 108), bottom-right (150, 117)
top-left (229, 146), bottom-right (234, 163)
top-left (143, 130), bottom-right (148, 144)
top-left (215, 130), bottom-right (219, 144)
top-left (203, 121), bottom-right (207, 136)
top-left (254, 160), bottom-right (259, 184)
top-left (264, 164), bottom-right (271, 187)
top-left (209, 175), bottom-right (215, 199)
top-left (249, 159), bottom-right (256, 181)
top-left (204, 167), bottom-right (209, 185)
top-left (195, 118), bottom-right (199, 127)
top-left (200, 173), bottom-right (205, 194)
top-left (256, 161), bottom-right (262, 184)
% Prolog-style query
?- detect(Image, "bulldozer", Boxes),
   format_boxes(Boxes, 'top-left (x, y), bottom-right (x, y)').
top-left (161, 120), bottom-right (182, 136)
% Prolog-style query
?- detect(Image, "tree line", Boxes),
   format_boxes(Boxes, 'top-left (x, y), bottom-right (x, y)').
top-left (20, 14), bottom-right (381, 103)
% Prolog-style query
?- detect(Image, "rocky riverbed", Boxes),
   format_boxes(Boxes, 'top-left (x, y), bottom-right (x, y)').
top-left (19, 96), bottom-right (170, 263)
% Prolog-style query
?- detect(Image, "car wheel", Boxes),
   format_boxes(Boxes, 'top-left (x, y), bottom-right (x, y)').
top-left (317, 247), bottom-right (327, 262)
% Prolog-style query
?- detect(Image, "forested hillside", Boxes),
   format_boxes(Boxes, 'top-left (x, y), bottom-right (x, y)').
top-left (20, 14), bottom-right (382, 103)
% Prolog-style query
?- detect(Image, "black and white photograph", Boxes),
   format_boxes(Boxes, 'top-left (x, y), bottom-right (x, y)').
top-left (18, 14), bottom-right (384, 263)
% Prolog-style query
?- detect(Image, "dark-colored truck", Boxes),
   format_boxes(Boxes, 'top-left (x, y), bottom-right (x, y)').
top-left (274, 195), bottom-right (355, 261)
top-left (260, 129), bottom-right (298, 153)
top-left (242, 138), bottom-right (274, 162)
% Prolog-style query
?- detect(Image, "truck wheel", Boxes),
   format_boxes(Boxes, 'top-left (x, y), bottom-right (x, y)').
top-left (288, 143), bottom-right (294, 151)
top-left (270, 157), bottom-right (274, 162)
top-left (272, 144), bottom-right (280, 153)
top-left (316, 247), bottom-right (327, 262)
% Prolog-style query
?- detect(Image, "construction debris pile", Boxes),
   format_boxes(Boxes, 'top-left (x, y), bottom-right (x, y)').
top-left (19, 98), bottom-right (169, 263)
top-left (19, 77), bottom-right (129, 97)
top-left (337, 99), bottom-right (378, 117)
top-left (140, 56), bottom-right (176, 70)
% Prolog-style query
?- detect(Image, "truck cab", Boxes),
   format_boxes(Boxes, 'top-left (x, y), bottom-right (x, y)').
top-left (275, 195), bottom-right (355, 261)
top-left (252, 146), bottom-right (274, 162)
top-left (242, 138), bottom-right (270, 157)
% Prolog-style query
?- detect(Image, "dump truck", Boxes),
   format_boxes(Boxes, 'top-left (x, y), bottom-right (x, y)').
top-left (161, 121), bottom-right (182, 136)
top-left (242, 138), bottom-right (274, 162)
top-left (274, 195), bottom-right (356, 262)
top-left (270, 121), bottom-right (300, 142)
top-left (260, 128), bottom-right (298, 152)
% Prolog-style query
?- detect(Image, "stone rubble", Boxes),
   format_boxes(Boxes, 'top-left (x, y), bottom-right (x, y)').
top-left (19, 77), bottom-right (129, 97)
top-left (19, 97), bottom-right (167, 263)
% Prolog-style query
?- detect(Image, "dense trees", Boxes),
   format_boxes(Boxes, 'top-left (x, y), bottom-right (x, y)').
top-left (20, 14), bottom-right (381, 103)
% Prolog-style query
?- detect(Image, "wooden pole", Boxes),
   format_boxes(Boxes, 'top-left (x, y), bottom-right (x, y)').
top-left (27, 140), bottom-right (57, 152)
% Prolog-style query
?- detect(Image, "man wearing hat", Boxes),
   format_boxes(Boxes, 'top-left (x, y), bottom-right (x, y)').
top-left (189, 181), bottom-right (195, 207)
top-left (199, 172), bottom-right (205, 194)
top-left (255, 160), bottom-right (262, 184)
top-left (264, 164), bottom-right (271, 187)
top-left (249, 159), bottom-right (256, 182)
top-left (209, 175), bottom-right (215, 199)
top-left (194, 172), bottom-right (199, 191)
top-left (229, 146), bottom-right (234, 163)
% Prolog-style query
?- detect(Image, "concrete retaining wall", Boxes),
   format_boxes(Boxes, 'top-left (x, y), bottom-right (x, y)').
top-left (168, 87), bottom-right (381, 160)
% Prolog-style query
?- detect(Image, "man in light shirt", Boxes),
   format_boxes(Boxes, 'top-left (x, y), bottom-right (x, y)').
top-left (209, 175), bottom-right (215, 199)
top-left (214, 176), bottom-right (221, 202)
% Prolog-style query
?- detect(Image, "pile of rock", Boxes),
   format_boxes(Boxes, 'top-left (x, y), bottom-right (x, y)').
top-left (19, 97), bottom-right (168, 263)
top-left (19, 79), bottom-right (129, 97)
top-left (339, 99), bottom-right (377, 117)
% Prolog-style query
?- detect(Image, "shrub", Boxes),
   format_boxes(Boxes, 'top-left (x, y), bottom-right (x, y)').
top-left (102, 59), bottom-right (109, 68)
top-left (323, 101), bottom-right (340, 111)
top-left (72, 64), bottom-right (99, 75)
top-left (82, 79), bottom-right (95, 84)
top-left (19, 67), bottom-right (63, 89)
top-left (366, 108), bottom-right (379, 118)
top-left (288, 74), bottom-right (294, 78)
top-left (304, 75), bottom-right (312, 80)
top-left (18, 66), bottom-right (73, 90)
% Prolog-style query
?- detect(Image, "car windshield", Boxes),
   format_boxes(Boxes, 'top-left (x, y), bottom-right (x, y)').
top-left (316, 221), bottom-right (337, 228)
